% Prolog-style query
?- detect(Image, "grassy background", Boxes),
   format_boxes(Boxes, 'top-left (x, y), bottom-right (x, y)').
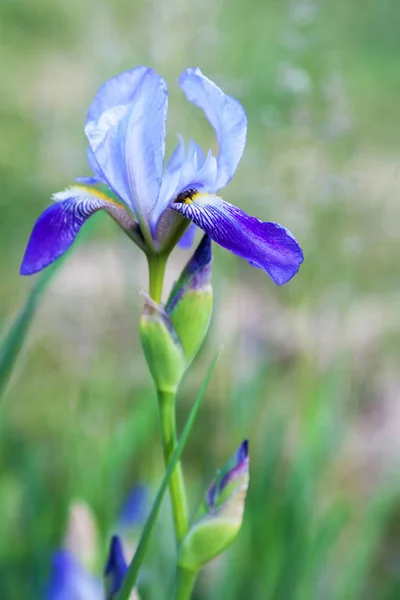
top-left (1, 0), bottom-right (400, 597)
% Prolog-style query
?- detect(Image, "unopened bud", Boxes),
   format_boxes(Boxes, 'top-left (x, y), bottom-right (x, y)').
top-left (166, 235), bottom-right (213, 366)
top-left (179, 441), bottom-right (249, 570)
top-left (139, 301), bottom-right (185, 393)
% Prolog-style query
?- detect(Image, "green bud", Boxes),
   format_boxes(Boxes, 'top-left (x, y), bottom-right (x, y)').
top-left (179, 441), bottom-right (249, 570)
top-left (139, 301), bottom-right (185, 393)
top-left (166, 235), bottom-right (213, 366)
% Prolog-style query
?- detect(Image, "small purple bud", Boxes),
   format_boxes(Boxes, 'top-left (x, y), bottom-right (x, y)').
top-left (179, 441), bottom-right (250, 570)
top-left (104, 536), bottom-right (128, 599)
top-left (165, 235), bottom-right (213, 366)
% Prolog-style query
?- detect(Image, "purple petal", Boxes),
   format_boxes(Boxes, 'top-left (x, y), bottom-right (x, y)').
top-left (47, 550), bottom-right (101, 600)
top-left (85, 68), bottom-right (168, 237)
top-left (171, 194), bottom-right (303, 285)
top-left (20, 186), bottom-right (135, 276)
top-left (178, 223), bottom-right (197, 249)
top-left (179, 68), bottom-right (247, 191)
top-left (104, 536), bottom-right (127, 597)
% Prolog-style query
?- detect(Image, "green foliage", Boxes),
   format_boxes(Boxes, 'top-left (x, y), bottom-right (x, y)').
top-left (0, 0), bottom-right (399, 598)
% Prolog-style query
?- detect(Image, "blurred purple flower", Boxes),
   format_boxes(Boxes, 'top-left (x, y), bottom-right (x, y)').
top-left (118, 485), bottom-right (148, 530)
top-left (21, 66), bottom-right (303, 285)
top-left (47, 549), bottom-right (102, 600)
top-left (48, 536), bottom-right (129, 600)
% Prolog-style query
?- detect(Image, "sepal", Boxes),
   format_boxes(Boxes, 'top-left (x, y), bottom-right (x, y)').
top-left (139, 300), bottom-right (186, 393)
top-left (178, 441), bottom-right (249, 570)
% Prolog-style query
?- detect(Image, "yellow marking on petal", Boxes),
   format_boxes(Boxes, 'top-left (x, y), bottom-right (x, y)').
top-left (72, 185), bottom-right (126, 210)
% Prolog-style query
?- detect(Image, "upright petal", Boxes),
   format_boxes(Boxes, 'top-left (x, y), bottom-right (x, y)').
top-left (179, 68), bottom-right (247, 191)
top-left (47, 550), bottom-right (101, 600)
top-left (171, 194), bottom-right (303, 285)
top-left (85, 68), bottom-right (168, 238)
top-left (86, 66), bottom-right (150, 123)
top-left (20, 186), bottom-right (138, 275)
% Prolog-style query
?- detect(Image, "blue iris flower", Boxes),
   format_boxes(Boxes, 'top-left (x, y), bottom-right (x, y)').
top-left (47, 548), bottom-right (104, 600)
top-left (21, 67), bottom-right (303, 285)
top-left (48, 537), bottom-right (128, 600)
top-left (47, 486), bottom-right (146, 599)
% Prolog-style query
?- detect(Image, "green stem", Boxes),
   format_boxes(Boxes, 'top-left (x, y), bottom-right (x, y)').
top-left (158, 389), bottom-right (189, 544)
top-left (147, 254), bottom-right (168, 304)
top-left (174, 567), bottom-right (198, 600)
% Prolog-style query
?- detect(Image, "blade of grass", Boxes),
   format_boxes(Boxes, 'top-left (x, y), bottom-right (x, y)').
top-left (0, 214), bottom-right (102, 400)
top-left (0, 260), bottom-right (63, 399)
top-left (115, 354), bottom-right (219, 600)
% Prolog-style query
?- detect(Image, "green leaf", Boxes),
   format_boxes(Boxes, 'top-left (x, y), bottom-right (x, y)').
top-left (0, 260), bottom-right (63, 399)
top-left (115, 354), bottom-right (219, 600)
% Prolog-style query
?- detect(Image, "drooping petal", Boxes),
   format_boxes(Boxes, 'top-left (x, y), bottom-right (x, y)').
top-left (20, 186), bottom-right (138, 276)
top-left (179, 68), bottom-right (247, 191)
top-left (171, 194), bottom-right (303, 285)
top-left (47, 550), bottom-right (101, 600)
top-left (85, 68), bottom-right (168, 237)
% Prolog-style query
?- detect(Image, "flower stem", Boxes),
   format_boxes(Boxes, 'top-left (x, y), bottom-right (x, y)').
top-left (158, 389), bottom-right (189, 545)
top-left (173, 567), bottom-right (198, 600)
top-left (147, 254), bottom-right (168, 304)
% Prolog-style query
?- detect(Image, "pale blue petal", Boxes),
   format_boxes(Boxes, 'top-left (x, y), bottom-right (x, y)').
top-left (86, 66), bottom-right (150, 124)
top-left (154, 135), bottom-right (186, 222)
top-left (187, 138), bottom-right (205, 168)
top-left (179, 68), bottom-right (247, 191)
top-left (85, 68), bottom-right (168, 237)
top-left (76, 147), bottom-right (106, 185)
top-left (165, 134), bottom-right (185, 173)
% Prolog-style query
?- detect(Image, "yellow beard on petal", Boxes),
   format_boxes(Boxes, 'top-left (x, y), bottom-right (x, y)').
top-left (71, 184), bottom-right (126, 210)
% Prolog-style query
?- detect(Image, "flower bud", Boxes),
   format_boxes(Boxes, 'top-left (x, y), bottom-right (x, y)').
top-left (139, 301), bottom-right (186, 393)
top-left (104, 536), bottom-right (140, 600)
top-left (166, 234), bottom-right (213, 366)
top-left (178, 441), bottom-right (249, 571)
top-left (140, 236), bottom-right (213, 391)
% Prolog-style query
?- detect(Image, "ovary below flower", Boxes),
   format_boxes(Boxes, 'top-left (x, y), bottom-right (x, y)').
top-left (21, 66), bottom-right (303, 286)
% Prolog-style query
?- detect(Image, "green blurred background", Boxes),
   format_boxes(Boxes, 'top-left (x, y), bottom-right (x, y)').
top-left (1, 0), bottom-right (400, 597)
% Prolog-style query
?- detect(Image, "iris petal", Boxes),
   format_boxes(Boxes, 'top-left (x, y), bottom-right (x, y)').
top-left (76, 146), bottom-right (107, 186)
top-left (85, 68), bottom-right (168, 238)
top-left (178, 223), bottom-right (198, 249)
top-left (20, 186), bottom-right (137, 276)
top-left (48, 550), bottom-right (101, 600)
top-left (172, 194), bottom-right (303, 285)
top-left (86, 66), bottom-right (150, 123)
top-left (179, 68), bottom-right (247, 191)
